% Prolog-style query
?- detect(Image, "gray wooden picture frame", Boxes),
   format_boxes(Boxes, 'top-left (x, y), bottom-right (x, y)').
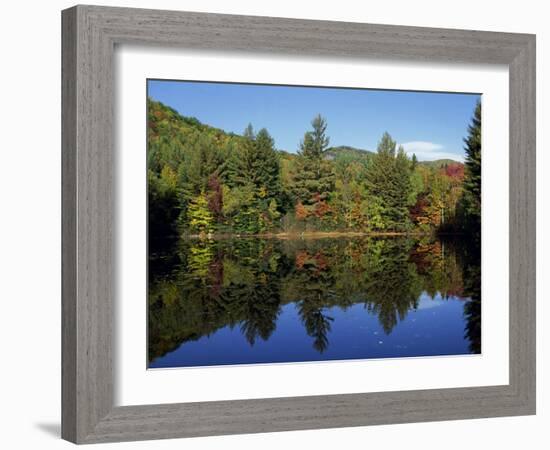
top-left (62, 4), bottom-right (536, 444)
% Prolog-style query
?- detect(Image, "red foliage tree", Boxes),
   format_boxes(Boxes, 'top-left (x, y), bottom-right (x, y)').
top-left (442, 162), bottom-right (465, 181)
top-left (295, 201), bottom-right (309, 221)
top-left (312, 193), bottom-right (331, 219)
top-left (410, 195), bottom-right (430, 225)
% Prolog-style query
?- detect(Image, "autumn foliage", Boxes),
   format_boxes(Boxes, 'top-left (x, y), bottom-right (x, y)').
top-left (148, 97), bottom-right (481, 236)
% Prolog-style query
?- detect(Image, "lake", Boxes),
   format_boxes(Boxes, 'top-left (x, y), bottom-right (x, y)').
top-left (148, 236), bottom-right (481, 368)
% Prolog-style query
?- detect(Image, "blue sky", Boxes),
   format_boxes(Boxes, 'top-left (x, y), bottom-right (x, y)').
top-left (148, 80), bottom-right (480, 162)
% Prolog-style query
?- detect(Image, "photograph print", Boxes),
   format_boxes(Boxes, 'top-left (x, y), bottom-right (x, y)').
top-left (147, 80), bottom-right (482, 369)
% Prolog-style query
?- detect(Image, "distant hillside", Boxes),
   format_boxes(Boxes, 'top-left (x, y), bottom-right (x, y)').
top-left (418, 158), bottom-right (462, 168)
top-left (325, 145), bottom-right (374, 161)
top-left (148, 99), bottom-right (243, 143)
top-left (326, 147), bottom-right (463, 169)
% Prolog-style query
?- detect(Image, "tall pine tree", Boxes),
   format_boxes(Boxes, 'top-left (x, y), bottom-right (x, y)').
top-left (226, 125), bottom-right (281, 196)
top-left (365, 133), bottom-right (413, 231)
top-left (254, 128), bottom-right (282, 200)
top-left (224, 125), bottom-right (282, 231)
top-left (461, 101), bottom-right (481, 231)
top-left (291, 114), bottom-right (335, 207)
top-left (411, 153), bottom-right (418, 171)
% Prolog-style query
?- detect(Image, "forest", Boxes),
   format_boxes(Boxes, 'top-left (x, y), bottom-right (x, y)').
top-left (147, 98), bottom-right (481, 239)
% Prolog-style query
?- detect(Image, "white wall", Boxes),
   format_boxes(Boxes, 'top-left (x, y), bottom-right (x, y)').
top-left (0, 1), bottom-right (546, 449)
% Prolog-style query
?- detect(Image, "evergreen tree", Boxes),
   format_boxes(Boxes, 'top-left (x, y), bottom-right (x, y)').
top-left (243, 123), bottom-right (255, 140)
top-left (227, 127), bottom-right (280, 195)
top-left (411, 153), bottom-right (418, 171)
top-left (365, 133), bottom-right (413, 231)
top-left (377, 131), bottom-right (397, 157)
top-left (291, 115), bottom-right (334, 207)
top-left (224, 126), bottom-right (282, 231)
top-left (395, 144), bottom-right (414, 215)
top-left (461, 101), bottom-right (481, 231)
top-left (254, 128), bottom-right (282, 200)
top-left (308, 114), bottom-right (330, 159)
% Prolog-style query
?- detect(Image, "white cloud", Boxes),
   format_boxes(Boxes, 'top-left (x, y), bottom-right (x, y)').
top-left (399, 141), bottom-right (464, 163)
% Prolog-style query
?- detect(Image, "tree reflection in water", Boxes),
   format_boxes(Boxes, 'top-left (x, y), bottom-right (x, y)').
top-left (148, 236), bottom-right (481, 365)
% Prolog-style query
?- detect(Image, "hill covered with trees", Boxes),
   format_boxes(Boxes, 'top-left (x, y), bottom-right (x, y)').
top-left (147, 98), bottom-right (481, 239)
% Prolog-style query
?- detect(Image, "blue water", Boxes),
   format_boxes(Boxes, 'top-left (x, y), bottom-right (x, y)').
top-left (148, 237), bottom-right (480, 368)
top-left (150, 293), bottom-right (470, 368)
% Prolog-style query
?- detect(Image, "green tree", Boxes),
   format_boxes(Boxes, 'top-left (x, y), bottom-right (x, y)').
top-left (187, 192), bottom-right (214, 234)
top-left (223, 183), bottom-right (265, 234)
top-left (291, 115), bottom-right (335, 209)
top-left (330, 159), bottom-right (370, 230)
top-left (253, 128), bottom-right (282, 201)
top-left (460, 101), bottom-right (481, 232)
top-left (243, 122), bottom-right (255, 140)
top-left (396, 145), bottom-right (414, 206)
top-left (225, 126), bottom-right (282, 231)
top-left (365, 133), bottom-right (413, 231)
top-left (305, 114), bottom-right (330, 159)
top-left (411, 153), bottom-right (418, 171)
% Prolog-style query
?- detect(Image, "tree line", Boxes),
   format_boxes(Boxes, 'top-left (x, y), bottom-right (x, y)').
top-left (147, 98), bottom-right (481, 238)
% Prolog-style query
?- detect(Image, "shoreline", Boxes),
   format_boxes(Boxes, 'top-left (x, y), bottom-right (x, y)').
top-left (183, 231), bottom-right (440, 240)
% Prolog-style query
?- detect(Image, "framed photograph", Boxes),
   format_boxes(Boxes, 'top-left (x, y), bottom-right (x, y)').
top-left (62, 5), bottom-right (536, 444)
